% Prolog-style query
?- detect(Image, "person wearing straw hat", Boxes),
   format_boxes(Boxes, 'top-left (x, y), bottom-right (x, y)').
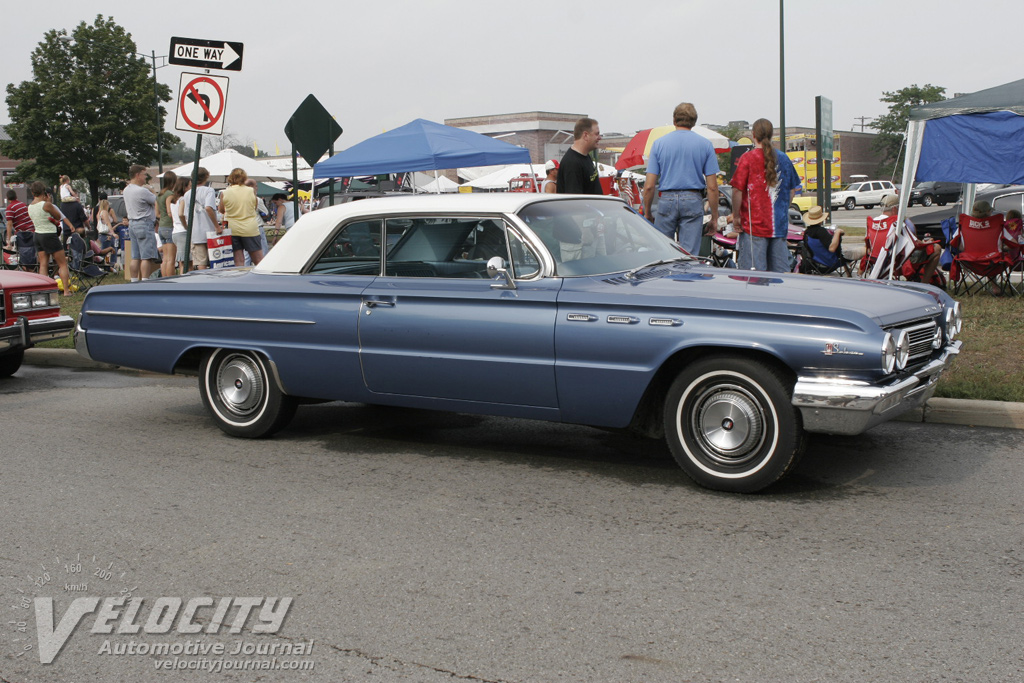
top-left (803, 205), bottom-right (844, 256)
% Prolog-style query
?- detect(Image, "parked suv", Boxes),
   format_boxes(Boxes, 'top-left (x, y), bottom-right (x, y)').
top-left (908, 181), bottom-right (961, 207)
top-left (831, 180), bottom-right (898, 210)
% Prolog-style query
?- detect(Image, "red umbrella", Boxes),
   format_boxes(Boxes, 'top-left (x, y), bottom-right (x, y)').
top-left (616, 125), bottom-right (731, 170)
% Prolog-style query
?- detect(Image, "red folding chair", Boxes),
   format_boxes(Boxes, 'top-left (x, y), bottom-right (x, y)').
top-left (1004, 216), bottom-right (1024, 295)
top-left (860, 215), bottom-right (893, 276)
top-left (950, 213), bottom-right (1012, 295)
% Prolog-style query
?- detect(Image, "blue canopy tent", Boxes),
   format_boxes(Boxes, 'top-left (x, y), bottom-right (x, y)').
top-left (873, 79), bottom-right (1024, 278)
top-left (312, 118), bottom-right (531, 180)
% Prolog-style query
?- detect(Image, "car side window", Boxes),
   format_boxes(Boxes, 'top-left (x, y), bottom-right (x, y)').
top-left (507, 228), bottom-right (540, 279)
top-left (308, 219), bottom-right (382, 275)
top-left (384, 216), bottom-right (509, 278)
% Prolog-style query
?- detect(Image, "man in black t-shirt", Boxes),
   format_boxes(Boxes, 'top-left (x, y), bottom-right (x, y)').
top-left (556, 117), bottom-right (603, 195)
top-left (60, 198), bottom-right (92, 240)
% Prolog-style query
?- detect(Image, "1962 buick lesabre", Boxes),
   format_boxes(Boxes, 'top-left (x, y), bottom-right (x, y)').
top-left (76, 194), bottom-right (961, 492)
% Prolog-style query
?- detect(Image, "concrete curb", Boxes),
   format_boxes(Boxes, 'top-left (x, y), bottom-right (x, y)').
top-left (24, 349), bottom-right (1024, 431)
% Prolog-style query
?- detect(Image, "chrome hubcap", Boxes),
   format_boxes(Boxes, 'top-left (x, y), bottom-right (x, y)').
top-left (692, 387), bottom-right (764, 466)
top-left (216, 355), bottom-right (264, 416)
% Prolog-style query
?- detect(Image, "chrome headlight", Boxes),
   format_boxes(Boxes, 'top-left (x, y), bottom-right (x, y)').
top-left (11, 290), bottom-right (60, 312)
top-left (881, 332), bottom-right (896, 375)
top-left (945, 302), bottom-right (962, 340)
top-left (894, 329), bottom-right (910, 371)
top-left (932, 325), bottom-right (944, 349)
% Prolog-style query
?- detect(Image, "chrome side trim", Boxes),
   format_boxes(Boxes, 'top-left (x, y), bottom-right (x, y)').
top-left (85, 311), bottom-right (315, 325)
top-left (566, 313), bottom-right (597, 322)
top-left (649, 318), bottom-right (683, 327)
top-left (607, 315), bottom-right (639, 324)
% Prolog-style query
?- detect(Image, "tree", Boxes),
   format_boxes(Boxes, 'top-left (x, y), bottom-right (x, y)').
top-left (0, 15), bottom-right (177, 204)
top-left (870, 84), bottom-right (946, 181)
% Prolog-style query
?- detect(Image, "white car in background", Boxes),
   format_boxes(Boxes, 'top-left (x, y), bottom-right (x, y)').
top-left (831, 180), bottom-right (898, 210)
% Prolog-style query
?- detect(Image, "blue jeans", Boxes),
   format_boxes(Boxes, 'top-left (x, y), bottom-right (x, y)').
top-left (98, 233), bottom-right (117, 266)
top-left (737, 233), bottom-right (791, 272)
top-left (128, 220), bottom-right (158, 260)
top-left (654, 192), bottom-right (704, 254)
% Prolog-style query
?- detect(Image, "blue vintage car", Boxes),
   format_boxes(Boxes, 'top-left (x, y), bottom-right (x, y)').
top-left (76, 194), bottom-right (961, 492)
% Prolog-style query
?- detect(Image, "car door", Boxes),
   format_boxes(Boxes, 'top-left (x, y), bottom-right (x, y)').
top-left (264, 218), bottom-right (381, 401)
top-left (358, 215), bottom-right (561, 408)
top-left (867, 182), bottom-right (884, 204)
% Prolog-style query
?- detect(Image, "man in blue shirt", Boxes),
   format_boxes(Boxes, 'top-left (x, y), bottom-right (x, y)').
top-left (641, 103), bottom-right (719, 254)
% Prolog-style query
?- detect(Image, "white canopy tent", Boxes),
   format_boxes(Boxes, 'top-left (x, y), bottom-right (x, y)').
top-left (463, 164), bottom-right (547, 190)
top-left (170, 149), bottom-right (291, 183)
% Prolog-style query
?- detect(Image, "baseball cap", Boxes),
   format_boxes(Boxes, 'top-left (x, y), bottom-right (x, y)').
top-left (881, 194), bottom-right (900, 209)
top-left (545, 159), bottom-right (559, 172)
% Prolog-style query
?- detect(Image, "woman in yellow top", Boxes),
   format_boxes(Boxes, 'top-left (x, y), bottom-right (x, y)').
top-left (26, 181), bottom-right (72, 294)
top-left (218, 168), bottom-right (263, 266)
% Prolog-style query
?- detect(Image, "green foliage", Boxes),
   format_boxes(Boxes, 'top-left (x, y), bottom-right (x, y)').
top-left (715, 125), bottom-right (743, 182)
top-left (870, 84), bottom-right (946, 181)
top-left (0, 15), bottom-right (178, 200)
top-left (165, 138), bottom-right (197, 164)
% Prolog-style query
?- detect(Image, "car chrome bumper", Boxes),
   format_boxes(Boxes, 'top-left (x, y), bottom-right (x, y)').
top-left (0, 314), bottom-right (75, 353)
top-left (793, 341), bottom-right (962, 435)
top-left (74, 321), bottom-right (92, 361)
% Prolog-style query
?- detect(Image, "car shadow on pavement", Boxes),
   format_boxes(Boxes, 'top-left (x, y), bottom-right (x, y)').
top-left (285, 402), bottom-right (692, 488)
top-left (279, 402), bottom-right (991, 496)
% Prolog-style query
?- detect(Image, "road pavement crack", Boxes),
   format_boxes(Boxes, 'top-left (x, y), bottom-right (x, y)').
top-left (327, 643), bottom-right (514, 682)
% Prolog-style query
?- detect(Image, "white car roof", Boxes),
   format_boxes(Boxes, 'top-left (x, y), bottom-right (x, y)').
top-left (255, 193), bottom-right (626, 274)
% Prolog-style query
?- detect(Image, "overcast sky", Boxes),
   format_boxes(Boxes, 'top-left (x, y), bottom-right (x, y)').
top-left (2, 0), bottom-right (1018, 157)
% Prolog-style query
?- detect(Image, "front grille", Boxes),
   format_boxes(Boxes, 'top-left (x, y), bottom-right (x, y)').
top-left (886, 317), bottom-right (938, 364)
top-left (0, 289), bottom-right (5, 325)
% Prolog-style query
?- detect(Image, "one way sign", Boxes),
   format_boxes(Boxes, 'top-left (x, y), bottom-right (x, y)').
top-left (169, 36), bottom-right (243, 71)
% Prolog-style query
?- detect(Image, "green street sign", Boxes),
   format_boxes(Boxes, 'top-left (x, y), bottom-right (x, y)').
top-left (284, 94), bottom-right (342, 164)
top-left (816, 96), bottom-right (833, 157)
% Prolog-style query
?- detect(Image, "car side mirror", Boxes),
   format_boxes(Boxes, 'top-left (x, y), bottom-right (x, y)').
top-left (486, 256), bottom-right (516, 290)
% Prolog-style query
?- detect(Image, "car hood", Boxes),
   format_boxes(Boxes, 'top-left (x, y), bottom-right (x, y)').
top-left (559, 263), bottom-right (946, 328)
top-left (0, 270), bottom-right (59, 289)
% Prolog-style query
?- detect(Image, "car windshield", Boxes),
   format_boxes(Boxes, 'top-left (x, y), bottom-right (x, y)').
top-left (517, 198), bottom-right (688, 276)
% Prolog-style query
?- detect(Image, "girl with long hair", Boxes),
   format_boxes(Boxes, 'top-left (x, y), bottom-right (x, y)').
top-left (729, 118), bottom-right (801, 272)
top-left (27, 181), bottom-right (72, 294)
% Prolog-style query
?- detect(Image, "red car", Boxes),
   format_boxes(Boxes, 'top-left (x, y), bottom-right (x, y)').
top-left (0, 270), bottom-right (75, 377)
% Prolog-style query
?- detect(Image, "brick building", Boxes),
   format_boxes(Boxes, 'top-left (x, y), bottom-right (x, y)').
top-left (775, 126), bottom-right (885, 184)
top-left (444, 112), bottom-right (628, 171)
top-left (0, 125), bottom-right (28, 203)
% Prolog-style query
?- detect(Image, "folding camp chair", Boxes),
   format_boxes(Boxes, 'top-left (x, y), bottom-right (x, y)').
top-left (949, 213), bottom-right (1013, 295)
top-left (1, 247), bottom-right (19, 270)
top-left (7, 231), bottom-right (39, 272)
top-left (709, 233), bottom-right (738, 268)
top-left (864, 215), bottom-right (946, 287)
top-left (799, 228), bottom-right (855, 277)
top-left (66, 233), bottom-right (111, 292)
top-left (861, 215), bottom-right (894, 277)
top-left (1003, 216), bottom-right (1024, 295)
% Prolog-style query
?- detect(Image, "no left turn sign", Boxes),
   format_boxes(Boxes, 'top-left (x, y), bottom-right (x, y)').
top-left (175, 72), bottom-right (230, 136)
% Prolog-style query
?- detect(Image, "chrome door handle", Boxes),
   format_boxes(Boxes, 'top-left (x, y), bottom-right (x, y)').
top-left (364, 299), bottom-right (395, 308)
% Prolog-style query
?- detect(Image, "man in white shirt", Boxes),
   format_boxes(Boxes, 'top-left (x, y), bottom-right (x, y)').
top-left (124, 164), bottom-right (157, 281)
top-left (179, 167), bottom-right (220, 270)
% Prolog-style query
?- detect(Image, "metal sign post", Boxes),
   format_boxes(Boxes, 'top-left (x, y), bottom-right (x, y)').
top-left (816, 96), bottom-right (834, 215)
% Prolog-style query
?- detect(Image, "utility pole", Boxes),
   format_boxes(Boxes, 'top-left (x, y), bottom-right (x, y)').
top-left (779, 0), bottom-right (786, 151)
top-left (853, 116), bottom-right (872, 132)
